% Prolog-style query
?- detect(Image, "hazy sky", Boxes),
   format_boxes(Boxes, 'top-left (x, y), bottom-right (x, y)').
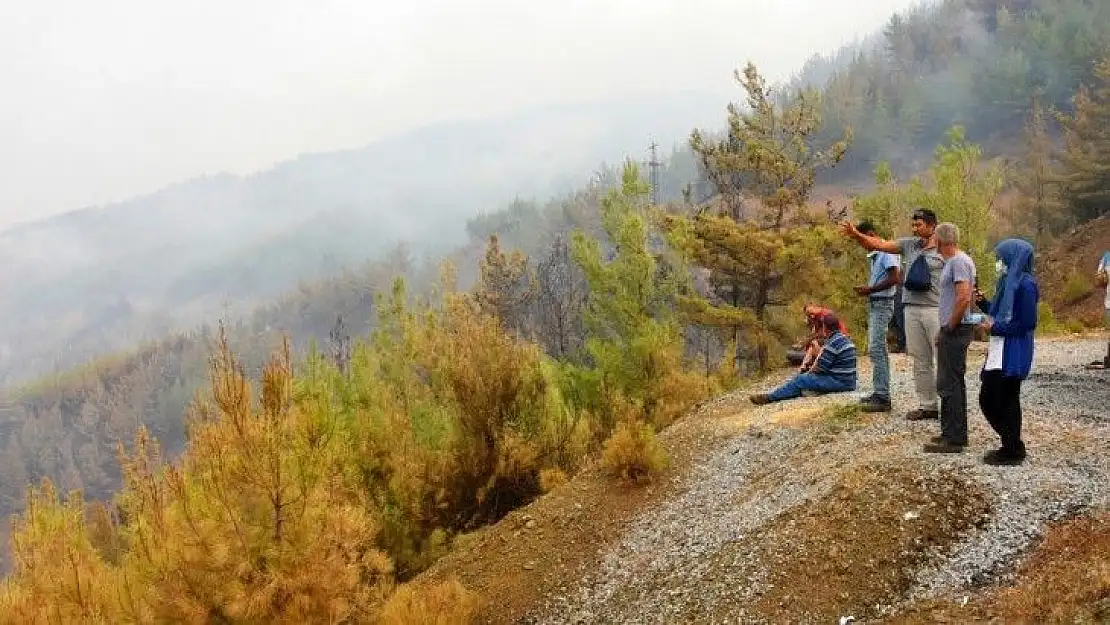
top-left (0, 0), bottom-right (920, 229)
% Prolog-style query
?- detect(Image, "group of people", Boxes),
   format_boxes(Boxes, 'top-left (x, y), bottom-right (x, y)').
top-left (750, 208), bottom-right (1041, 467)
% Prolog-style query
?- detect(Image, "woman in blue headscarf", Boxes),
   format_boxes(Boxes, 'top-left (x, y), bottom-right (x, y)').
top-left (976, 238), bottom-right (1039, 466)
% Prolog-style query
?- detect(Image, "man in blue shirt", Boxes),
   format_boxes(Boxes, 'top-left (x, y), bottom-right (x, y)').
top-left (854, 221), bottom-right (901, 412)
top-left (750, 314), bottom-right (857, 404)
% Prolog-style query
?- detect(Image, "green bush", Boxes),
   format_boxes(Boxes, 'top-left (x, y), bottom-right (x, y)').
top-left (1062, 270), bottom-right (1094, 305)
top-left (1037, 302), bottom-right (1063, 335)
top-left (1063, 318), bottom-right (1087, 335)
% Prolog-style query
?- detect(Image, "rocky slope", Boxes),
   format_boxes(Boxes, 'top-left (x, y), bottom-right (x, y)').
top-left (416, 337), bottom-right (1110, 623)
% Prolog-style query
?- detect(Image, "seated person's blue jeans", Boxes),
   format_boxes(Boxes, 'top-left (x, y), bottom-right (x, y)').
top-left (768, 372), bottom-right (856, 402)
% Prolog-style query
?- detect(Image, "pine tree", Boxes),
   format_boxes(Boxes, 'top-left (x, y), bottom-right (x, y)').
top-left (473, 234), bottom-right (535, 336)
top-left (690, 63), bottom-right (850, 228)
top-left (910, 126), bottom-right (1005, 284)
top-left (570, 161), bottom-right (701, 428)
top-left (115, 330), bottom-right (394, 622)
top-left (1056, 56), bottom-right (1110, 223)
top-left (670, 62), bottom-right (850, 370)
top-left (1012, 91), bottom-right (1066, 243)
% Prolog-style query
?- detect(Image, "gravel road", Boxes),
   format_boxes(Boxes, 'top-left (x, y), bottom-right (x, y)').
top-left (524, 338), bottom-right (1110, 624)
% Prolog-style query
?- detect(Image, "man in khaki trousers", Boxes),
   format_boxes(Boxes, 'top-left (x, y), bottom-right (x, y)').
top-left (841, 209), bottom-right (945, 420)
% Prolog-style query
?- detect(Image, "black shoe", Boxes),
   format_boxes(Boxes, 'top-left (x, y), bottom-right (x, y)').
top-left (906, 409), bottom-right (939, 421)
top-left (983, 448), bottom-right (1026, 466)
top-left (858, 393), bottom-right (876, 403)
top-left (923, 438), bottom-right (967, 453)
top-left (861, 396), bottom-right (892, 413)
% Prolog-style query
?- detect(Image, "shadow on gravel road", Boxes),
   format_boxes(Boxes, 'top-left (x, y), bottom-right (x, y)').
top-left (1024, 366), bottom-right (1110, 423)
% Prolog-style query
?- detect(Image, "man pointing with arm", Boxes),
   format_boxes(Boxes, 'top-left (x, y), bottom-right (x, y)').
top-left (840, 208), bottom-right (945, 421)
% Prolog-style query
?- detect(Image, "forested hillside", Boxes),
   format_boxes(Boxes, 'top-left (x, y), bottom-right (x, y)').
top-left (3, 0), bottom-right (1110, 619)
top-left (467, 0), bottom-right (1110, 250)
top-left (791, 0), bottom-right (1110, 185)
top-left (0, 91), bottom-right (725, 388)
top-left (5, 0), bottom-right (1104, 391)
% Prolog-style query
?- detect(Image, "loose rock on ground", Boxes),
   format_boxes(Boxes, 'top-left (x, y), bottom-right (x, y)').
top-left (521, 338), bottom-right (1110, 624)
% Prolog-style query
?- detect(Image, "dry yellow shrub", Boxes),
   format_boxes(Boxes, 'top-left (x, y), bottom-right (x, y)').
top-left (539, 467), bottom-right (569, 493)
top-left (0, 480), bottom-right (121, 624)
top-left (378, 578), bottom-right (480, 625)
top-left (601, 418), bottom-right (669, 484)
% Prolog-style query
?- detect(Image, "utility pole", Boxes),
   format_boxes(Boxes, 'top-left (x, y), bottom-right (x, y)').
top-left (645, 140), bottom-right (661, 206)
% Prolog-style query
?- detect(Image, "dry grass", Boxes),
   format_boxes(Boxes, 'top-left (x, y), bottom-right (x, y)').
top-left (766, 405), bottom-right (825, 428)
top-left (601, 418), bottom-right (669, 484)
top-left (992, 512), bottom-right (1110, 623)
top-left (378, 578), bottom-right (480, 625)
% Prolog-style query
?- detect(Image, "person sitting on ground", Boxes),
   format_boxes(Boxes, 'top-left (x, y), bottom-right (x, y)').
top-left (976, 238), bottom-right (1040, 466)
top-left (794, 303), bottom-right (849, 372)
top-left (751, 314), bottom-right (857, 405)
top-left (973, 277), bottom-right (990, 314)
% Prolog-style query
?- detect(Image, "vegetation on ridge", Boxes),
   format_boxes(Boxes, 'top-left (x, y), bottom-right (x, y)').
top-left (0, 162), bottom-right (721, 621)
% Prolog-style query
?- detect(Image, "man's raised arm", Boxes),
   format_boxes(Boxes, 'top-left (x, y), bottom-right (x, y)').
top-left (839, 220), bottom-right (902, 255)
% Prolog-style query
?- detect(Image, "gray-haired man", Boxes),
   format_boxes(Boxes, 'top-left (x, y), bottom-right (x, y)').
top-left (923, 222), bottom-right (977, 453)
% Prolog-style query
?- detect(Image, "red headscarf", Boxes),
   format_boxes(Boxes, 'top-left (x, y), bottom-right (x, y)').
top-left (806, 306), bottom-right (849, 336)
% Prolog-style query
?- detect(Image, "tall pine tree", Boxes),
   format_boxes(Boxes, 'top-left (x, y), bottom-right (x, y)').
top-left (570, 161), bottom-right (700, 427)
top-left (1012, 91), bottom-right (1066, 243)
top-left (1056, 56), bottom-right (1110, 223)
top-left (473, 234), bottom-right (535, 337)
top-left (668, 62), bottom-right (849, 370)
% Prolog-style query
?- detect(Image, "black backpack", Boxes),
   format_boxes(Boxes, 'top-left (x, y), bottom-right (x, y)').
top-left (903, 252), bottom-right (933, 292)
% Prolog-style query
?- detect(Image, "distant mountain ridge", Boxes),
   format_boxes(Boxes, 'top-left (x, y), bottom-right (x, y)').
top-left (0, 90), bottom-right (728, 385)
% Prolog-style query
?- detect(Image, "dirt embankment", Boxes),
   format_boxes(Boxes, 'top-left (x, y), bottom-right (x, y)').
top-left (1040, 214), bottom-right (1110, 325)
top-left (413, 338), bottom-right (1110, 624)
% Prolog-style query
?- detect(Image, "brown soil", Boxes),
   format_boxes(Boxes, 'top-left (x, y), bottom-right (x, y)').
top-left (410, 390), bottom-right (775, 625)
top-left (718, 460), bottom-right (992, 623)
top-left (1039, 214), bottom-right (1110, 326)
top-left (412, 459), bottom-right (665, 625)
top-left (886, 512), bottom-right (1110, 624)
